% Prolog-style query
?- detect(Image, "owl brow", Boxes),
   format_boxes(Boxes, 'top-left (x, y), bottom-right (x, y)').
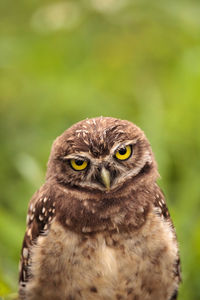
top-left (111, 140), bottom-right (137, 154)
top-left (63, 152), bottom-right (93, 161)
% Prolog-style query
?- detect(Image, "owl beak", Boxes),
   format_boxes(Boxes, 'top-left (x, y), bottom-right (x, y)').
top-left (101, 167), bottom-right (110, 190)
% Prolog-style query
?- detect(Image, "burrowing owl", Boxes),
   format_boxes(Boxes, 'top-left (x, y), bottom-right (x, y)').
top-left (19, 117), bottom-right (181, 300)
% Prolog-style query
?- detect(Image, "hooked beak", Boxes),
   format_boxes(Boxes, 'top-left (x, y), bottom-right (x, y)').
top-left (101, 167), bottom-right (110, 190)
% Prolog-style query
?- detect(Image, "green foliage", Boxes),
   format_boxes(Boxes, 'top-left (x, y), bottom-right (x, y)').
top-left (0, 0), bottom-right (200, 298)
top-left (0, 294), bottom-right (18, 300)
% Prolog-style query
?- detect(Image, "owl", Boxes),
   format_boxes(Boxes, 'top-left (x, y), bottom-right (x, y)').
top-left (19, 117), bottom-right (181, 300)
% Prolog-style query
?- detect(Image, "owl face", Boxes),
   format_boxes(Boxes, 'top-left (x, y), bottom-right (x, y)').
top-left (47, 117), bottom-right (157, 192)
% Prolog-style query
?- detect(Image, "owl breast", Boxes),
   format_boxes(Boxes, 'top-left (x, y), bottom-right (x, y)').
top-left (25, 210), bottom-right (179, 300)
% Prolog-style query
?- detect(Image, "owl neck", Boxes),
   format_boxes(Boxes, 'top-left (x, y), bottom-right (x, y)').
top-left (52, 179), bottom-right (156, 234)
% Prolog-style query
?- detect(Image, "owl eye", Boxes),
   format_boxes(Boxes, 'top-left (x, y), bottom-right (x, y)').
top-left (70, 159), bottom-right (88, 171)
top-left (115, 145), bottom-right (132, 161)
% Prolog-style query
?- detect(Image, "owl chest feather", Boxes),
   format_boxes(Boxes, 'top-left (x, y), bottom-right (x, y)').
top-left (25, 209), bottom-right (179, 300)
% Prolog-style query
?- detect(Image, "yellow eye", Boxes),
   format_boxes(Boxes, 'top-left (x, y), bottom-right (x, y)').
top-left (70, 159), bottom-right (88, 171)
top-left (115, 145), bottom-right (132, 161)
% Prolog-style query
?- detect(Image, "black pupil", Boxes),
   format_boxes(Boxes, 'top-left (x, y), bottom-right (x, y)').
top-left (75, 159), bottom-right (84, 166)
top-left (119, 147), bottom-right (127, 155)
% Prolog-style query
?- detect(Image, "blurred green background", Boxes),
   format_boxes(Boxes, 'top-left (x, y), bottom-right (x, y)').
top-left (0, 0), bottom-right (200, 299)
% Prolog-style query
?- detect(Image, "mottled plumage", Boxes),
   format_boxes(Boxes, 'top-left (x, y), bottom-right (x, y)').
top-left (19, 117), bottom-right (181, 300)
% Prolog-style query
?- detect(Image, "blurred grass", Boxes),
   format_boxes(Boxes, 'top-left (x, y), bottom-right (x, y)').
top-left (0, 0), bottom-right (200, 299)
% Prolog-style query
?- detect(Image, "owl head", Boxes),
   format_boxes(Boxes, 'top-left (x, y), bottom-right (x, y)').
top-left (46, 117), bottom-right (159, 193)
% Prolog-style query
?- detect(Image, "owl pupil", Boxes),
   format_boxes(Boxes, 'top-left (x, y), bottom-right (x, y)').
top-left (75, 159), bottom-right (84, 166)
top-left (119, 147), bottom-right (126, 155)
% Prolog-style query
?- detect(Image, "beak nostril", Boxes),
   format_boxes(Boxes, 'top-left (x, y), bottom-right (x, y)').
top-left (104, 162), bottom-right (110, 169)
